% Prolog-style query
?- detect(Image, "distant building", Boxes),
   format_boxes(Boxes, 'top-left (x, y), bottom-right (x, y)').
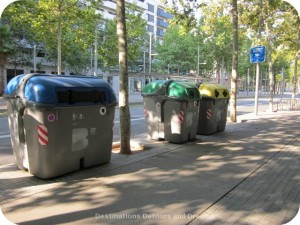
top-left (99, 0), bottom-right (172, 40)
top-left (2, 0), bottom-right (173, 94)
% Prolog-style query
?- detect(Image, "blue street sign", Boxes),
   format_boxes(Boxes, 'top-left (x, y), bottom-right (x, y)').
top-left (250, 46), bottom-right (266, 63)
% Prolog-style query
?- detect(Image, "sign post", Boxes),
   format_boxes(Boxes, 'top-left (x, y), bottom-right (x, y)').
top-left (250, 46), bottom-right (266, 115)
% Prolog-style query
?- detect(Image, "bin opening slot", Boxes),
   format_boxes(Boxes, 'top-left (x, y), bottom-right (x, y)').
top-left (57, 90), bottom-right (106, 104)
top-left (215, 90), bottom-right (219, 98)
top-left (188, 90), bottom-right (195, 99)
top-left (223, 90), bottom-right (228, 97)
top-left (80, 157), bottom-right (85, 169)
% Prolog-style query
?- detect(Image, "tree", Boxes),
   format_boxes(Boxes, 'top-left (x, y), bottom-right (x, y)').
top-left (99, 3), bottom-right (147, 71)
top-left (0, 24), bottom-right (14, 95)
top-left (230, 0), bottom-right (238, 122)
top-left (200, 1), bottom-right (233, 81)
top-left (162, 0), bottom-right (203, 34)
top-left (155, 25), bottom-right (198, 74)
top-left (116, 0), bottom-right (131, 154)
top-left (3, 0), bottom-right (100, 74)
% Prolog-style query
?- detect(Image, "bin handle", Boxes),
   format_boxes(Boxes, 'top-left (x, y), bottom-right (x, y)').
top-left (164, 80), bottom-right (173, 95)
top-left (17, 73), bottom-right (40, 112)
top-left (160, 99), bottom-right (166, 123)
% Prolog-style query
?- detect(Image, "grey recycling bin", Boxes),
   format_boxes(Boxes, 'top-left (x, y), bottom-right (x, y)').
top-left (197, 83), bottom-right (230, 135)
top-left (141, 80), bottom-right (200, 144)
top-left (4, 73), bottom-right (117, 179)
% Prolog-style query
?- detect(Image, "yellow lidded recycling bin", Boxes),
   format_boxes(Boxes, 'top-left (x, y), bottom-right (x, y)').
top-left (197, 83), bottom-right (230, 135)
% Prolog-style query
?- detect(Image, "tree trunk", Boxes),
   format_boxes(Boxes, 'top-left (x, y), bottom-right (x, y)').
top-left (265, 1), bottom-right (274, 112)
top-left (292, 22), bottom-right (300, 99)
top-left (0, 63), bottom-right (4, 96)
top-left (230, 0), bottom-right (238, 123)
top-left (268, 62), bottom-right (274, 111)
top-left (116, 0), bottom-right (131, 154)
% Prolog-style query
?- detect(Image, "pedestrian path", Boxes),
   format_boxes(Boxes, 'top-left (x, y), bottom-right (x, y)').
top-left (190, 135), bottom-right (300, 225)
top-left (0, 110), bottom-right (299, 225)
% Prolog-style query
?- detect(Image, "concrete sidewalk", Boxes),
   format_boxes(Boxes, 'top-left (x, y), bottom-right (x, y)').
top-left (0, 110), bottom-right (300, 225)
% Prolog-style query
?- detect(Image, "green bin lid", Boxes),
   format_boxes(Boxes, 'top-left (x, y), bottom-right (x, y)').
top-left (199, 83), bottom-right (230, 99)
top-left (167, 81), bottom-right (200, 99)
top-left (141, 80), bottom-right (168, 95)
top-left (141, 80), bottom-right (200, 100)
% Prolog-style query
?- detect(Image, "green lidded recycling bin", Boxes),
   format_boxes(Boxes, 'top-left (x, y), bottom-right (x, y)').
top-left (141, 80), bottom-right (200, 144)
top-left (197, 83), bottom-right (230, 135)
top-left (4, 73), bottom-right (117, 179)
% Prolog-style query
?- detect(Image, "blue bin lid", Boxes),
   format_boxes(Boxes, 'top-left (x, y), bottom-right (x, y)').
top-left (4, 74), bottom-right (117, 106)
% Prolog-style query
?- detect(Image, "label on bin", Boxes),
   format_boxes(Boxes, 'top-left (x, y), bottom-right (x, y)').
top-left (171, 111), bottom-right (184, 134)
top-left (47, 114), bottom-right (56, 122)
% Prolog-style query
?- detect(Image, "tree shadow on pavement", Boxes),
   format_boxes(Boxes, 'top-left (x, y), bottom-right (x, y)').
top-left (1, 112), bottom-right (300, 225)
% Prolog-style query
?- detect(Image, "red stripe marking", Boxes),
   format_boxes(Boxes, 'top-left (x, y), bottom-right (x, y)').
top-left (38, 125), bottom-right (48, 136)
top-left (178, 111), bottom-right (184, 123)
top-left (38, 134), bottom-right (48, 145)
top-left (38, 125), bottom-right (48, 145)
top-left (206, 109), bottom-right (212, 120)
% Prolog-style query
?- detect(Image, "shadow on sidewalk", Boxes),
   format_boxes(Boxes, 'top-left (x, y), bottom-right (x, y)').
top-left (1, 112), bottom-right (300, 225)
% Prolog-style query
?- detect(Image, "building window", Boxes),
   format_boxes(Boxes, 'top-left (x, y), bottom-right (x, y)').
top-left (36, 51), bottom-right (45, 57)
top-left (147, 3), bottom-right (154, 13)
top-left (107, 76), bottom-right (113, 86)
top-left (156, 28), bottom-right (164, 37)
top-left (51, 71), bottom-right (65, 75)
top-left (31, 70), bottom-right (46, 74)
top-left (148, 25), bottom-right (154, 33)
top-left (157, 18), bottom-right (168, 28)
top-left (6, 69), bottom-right (24, 83)
top-left (147, 14), bottom-right (154, 22)
top-left (157, 7), bottom-right (173, 19)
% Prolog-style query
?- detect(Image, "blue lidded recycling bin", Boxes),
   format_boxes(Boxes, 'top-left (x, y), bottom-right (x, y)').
top-left (4, 73), bottom-right (117, 179)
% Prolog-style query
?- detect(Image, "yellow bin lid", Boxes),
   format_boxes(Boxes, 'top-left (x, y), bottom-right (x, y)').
top-left (199, 83), bottom-right (230, 99)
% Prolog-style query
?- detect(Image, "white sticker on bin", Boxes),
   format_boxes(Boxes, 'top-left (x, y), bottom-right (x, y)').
top-left (47, 114), bottom-right (56, 122)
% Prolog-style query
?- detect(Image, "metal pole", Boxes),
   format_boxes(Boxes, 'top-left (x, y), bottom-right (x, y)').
top-left (265, 69), bottom-right (268, 95)
top-left (94, 24), bottom-right (98, 77)
top-left (254, 0), bottom-right (263, 115)
top-left (33, 45), bottom-right (36, 72)
top-left (221, 57), bottom-right (224, 85)
top-left (149, 33), bottom-right (152, 74)
top-left (281, 68), bottom-right (284, 98)
top-left (197, 46), bottom-right (200, 76)
top-left (143, 51), bottom-right (146, 73)
top-left (247, 68), bottom-right (249, 96)
top-left (254, 63), bottom-right (260, 115)
top-left (90, 47), bottom-right (93, 70)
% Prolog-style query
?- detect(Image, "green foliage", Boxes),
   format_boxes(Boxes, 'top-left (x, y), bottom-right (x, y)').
top-left (162, 0), bottom-right (205, 34)
top-left (99, 3), bottom-right (147, 70)
top-left (0, 24), bottom-right (14, 57)
top-left (3, 0), bottom-right (101, 73)
top-left (160, 0), bottom-right (300, 84)
top-left (0, 24), bottom-right (14, 95)
top-left (2, 0), bottom-right (300, 82)
top-left (155, 25), bottom-right (198, 74)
